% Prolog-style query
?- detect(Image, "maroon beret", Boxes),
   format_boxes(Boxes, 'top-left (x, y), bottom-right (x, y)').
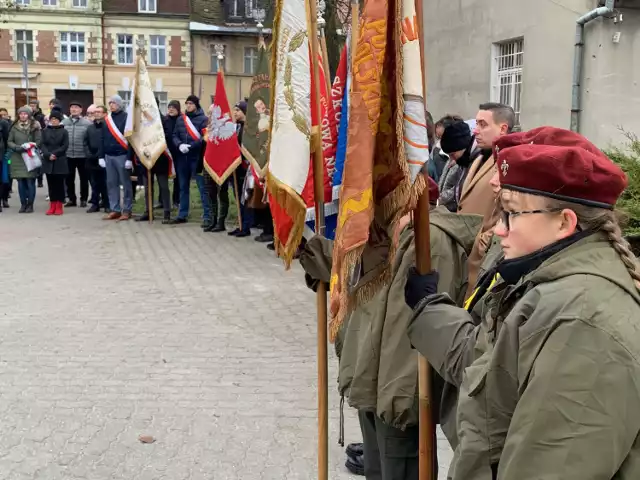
top-left (428, 176), bottom-right (439, 204)
top-left (495, 127), bottom-right (627, 209)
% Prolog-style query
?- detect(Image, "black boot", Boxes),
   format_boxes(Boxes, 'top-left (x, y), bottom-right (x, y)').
top-left (2, 200), bottom-right (9, 208)
top-left (18, 204), bottom-right (26, 213)
top-left (162, 211), bottom-right (171, 225)
top-left (346, 443), bottom-right (364, 459)
top-left (136, 212), bottom-right (150, 222)
top-left (345, 454), bottom-right (365, 476)
top-left (25, 202), bottom-right (34, 213)
top-left (203, 218), bottom-right (218, 232)
top-left (211, 220), bottom-right (226, 232)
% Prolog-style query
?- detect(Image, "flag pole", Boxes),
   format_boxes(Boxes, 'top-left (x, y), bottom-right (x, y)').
top-left (413, 0), bottom-right (435, 478)
top-left (216, 47), bottom-right (244, 231)
top-left (147, 169), bottom-right (154, 223)
top-left (317, 0), bottom-right (332, 95)
top-left (307, 0), bottom-right (328, 479)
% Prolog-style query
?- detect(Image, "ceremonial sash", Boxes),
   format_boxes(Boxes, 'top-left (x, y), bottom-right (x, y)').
top-left (183, 114), bottom-right (202, 141)
top-left (164, 148), bottom-right (175, 177)
top-left (106, 114), bottom-right (128, 150)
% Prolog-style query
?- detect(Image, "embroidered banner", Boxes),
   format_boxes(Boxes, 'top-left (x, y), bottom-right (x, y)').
top-left (265, 0), bottom-right (312, 268)
top-left (124, 56), bottom-right (167, 170)
top-left (328, 0), bottom-right (427, 341)
top-left (204, 70), bottom-right (242, 185)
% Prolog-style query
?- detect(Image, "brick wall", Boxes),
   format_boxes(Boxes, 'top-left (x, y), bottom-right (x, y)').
top-left (37, 31), bottom-right (56, 63)
top-left (104, 0), bottom-right (189, 14)
top-left (0, 30), bottom-right (12, 61)
top-left (103, 0), bottom-right (136, 13)
top-left (103, 34), bottom-right (114, 65)
top-left (87, 35), bottom-right (99, 64)
top-left (170, 36), bottom-right (185, 67)
top-left (158, 0), bottom-right (189, 14)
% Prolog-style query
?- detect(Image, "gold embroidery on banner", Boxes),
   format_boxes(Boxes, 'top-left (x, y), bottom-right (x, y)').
top-left (339, 188), bottom-right (373, 227)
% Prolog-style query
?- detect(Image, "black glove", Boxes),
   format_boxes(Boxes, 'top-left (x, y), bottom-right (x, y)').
top-left (405, 267), bottom-right (439, 309)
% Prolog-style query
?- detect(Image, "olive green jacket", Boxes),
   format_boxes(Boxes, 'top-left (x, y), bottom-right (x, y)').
top-left (338, 207), bottom-right (482, 430)
top-left (8, 121), bottom-right (42, 179)
top-left (408, 233), bottom-right (640, 480)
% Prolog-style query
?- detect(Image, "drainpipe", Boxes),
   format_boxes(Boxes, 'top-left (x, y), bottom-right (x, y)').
top-left (101, 11), bottom-right (107, 105)
top-left (571, 0), bottom-right (615, 132)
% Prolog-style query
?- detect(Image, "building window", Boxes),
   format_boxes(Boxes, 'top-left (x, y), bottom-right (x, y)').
top-left (155, 92), bottom-right (168, 114)
top-left (244, 47), bottom-right (258, 74)
top-left (245, 0), bottom-right (254, 16)
top-left (15, 30), bottom-right (34, 62)
top-left (15, 0), bottom-right (30, 5)
top-left (210, 45), bottom-right (226, 73)
top-left (138, 0), bottom-right (156, 13)
top-left (42, 0), bottom-right (57, 5)
top-left (229, 0), bottom-right (240, 17)
top-left (492, 38), bottom-right (524, 126)
top-left (73, 0), bottom-right (88, 7)
top-left (117, 90), bottom-right (132, 111)
top-left (149, 35), bottom-right (166, 66)
top-left (60, 32), bottom-right (85, 63)
top-left (117, 34), bottom-right (134, 65)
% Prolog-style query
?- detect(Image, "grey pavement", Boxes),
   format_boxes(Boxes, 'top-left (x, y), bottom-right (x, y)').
top-left (0, 196), bottom-right (452, 479)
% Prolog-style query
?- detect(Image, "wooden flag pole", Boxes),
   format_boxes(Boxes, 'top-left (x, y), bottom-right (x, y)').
top-left (316, 0), bottom-right (332, 95)
top-left (147, 169), bottom-right (154, 223)
top-left (414, 0), bottom-right (436, 478)
top-left (307, 0), bottom-right (328, 479)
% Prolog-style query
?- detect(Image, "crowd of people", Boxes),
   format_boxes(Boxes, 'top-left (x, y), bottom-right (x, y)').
top-left (301, 102), bottom-right (640, 480)
top-left (0, 95), bottom-right (275, 247)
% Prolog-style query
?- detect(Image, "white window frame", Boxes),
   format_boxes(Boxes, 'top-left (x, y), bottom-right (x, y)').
top-left (15, 0), bottom-right (30, 5)
top-left (15, 30), bottom-right (34, 62)
top-left (230, 0), bottom-right (240, 17)
top-left (243, 47), bottom-right (258, 75)
top-left (138, 0), bottom-right (157, 13)
top-left (490, 38), bottom-right (524, 126)
top-left (245, 0), bottom-right (254, 17)
top-left (42, 0), bottom-right (57, 5)
top-left (73, 0), bottom-right (88, 8)
top-left (117, 90), bottom-right (132, 111)
top-left (60, 32), bottom-right (86, 64)
top-left (149, 35), bottom-right (166, 66)
top-left (210, 45), bottom-right (226, 73)
top-left (154, 92), bottom-right (168, 114)
top-left (117, 34), bottom-right (134, 65)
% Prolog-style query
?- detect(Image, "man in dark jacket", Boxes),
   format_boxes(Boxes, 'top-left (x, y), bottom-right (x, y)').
top-left (170, 95), bottom-right (208, 224)
top-left (0, 115), bottom-right (9, 211)
top-left (103, 94), bottom-right (133, 221)
top-left (227, 101), bottom-right (253, 237)
top-left (83, 105), bottom-right (109, 213)
top-left (63, 100), bottom-right (91, 207)
top-left (29, 99), bottom-right (46, 129)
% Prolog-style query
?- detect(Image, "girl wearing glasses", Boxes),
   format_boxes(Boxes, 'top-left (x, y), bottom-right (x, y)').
top-left (405, 127), bottom-right (640, 480)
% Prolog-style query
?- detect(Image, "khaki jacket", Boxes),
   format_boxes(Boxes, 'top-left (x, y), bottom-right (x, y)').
top-left (339, 208), bottom-right (482, 431)
top-left (457, 154), bottom-right (499, 299)
top-left (408, 233), bottom-right (640, 480)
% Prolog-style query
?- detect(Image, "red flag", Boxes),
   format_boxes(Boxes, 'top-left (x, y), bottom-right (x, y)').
top-left (204, 71), bottom-right (241, 185)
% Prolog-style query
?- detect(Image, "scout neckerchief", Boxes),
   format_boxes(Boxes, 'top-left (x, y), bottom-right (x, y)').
top-left (105, 113), bottom-right (128, 150)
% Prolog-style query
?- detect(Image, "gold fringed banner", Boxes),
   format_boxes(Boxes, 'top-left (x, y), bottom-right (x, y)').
top-left (328, 0), bottom-right (427, 341)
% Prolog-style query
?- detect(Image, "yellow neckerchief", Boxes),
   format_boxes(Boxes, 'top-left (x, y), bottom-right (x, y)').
top-left (464, 273), bottom-right (501, 311)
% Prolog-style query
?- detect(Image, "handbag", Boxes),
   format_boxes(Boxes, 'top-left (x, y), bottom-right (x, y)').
top-left (21, 143), bottom-right (42, 172)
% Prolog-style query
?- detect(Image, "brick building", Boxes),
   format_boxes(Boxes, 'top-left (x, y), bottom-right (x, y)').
top-left (0, 0), bottom-right (191, 116)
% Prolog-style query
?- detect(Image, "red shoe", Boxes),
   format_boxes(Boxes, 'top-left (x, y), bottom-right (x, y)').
top-left (54, 201), bottom-right (63, 216)
top-left (46, 202), bottom-right (55, 216)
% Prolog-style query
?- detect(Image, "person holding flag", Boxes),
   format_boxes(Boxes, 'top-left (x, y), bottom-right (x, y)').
top-left (103, 95), bottom-right (133, 221)
top-left (170, 95), bottom-right (209, 225)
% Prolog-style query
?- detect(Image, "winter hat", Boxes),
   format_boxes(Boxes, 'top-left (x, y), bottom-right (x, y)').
top-left (441, 121), bottom-right (472, 155)
top-left (109, 95), bottom-right (124, 109)
top-left (17, 106), bottom-right (33, 116)
top-left (168, 100), bottom-right (181, 111)
top-left (69, 100), bottom-right (83, 109)
top-left (29, 99), bottom-right (40, 107)
top-left (235, 101), bottom-right (247, 114)
top-left (186, 95), bottom-right (201, 109)
top-left (49, 109), bottom-right (64, 122)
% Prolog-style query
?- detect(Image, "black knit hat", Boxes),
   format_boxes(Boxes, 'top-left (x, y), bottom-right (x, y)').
top-left (235, 100), bottom-right (247, 115)
top-left (49, 109), bottom-right (64, 122)
top-left (186, 95), bottom-right (201, 109)
top-left (441, 121), bottom-right (472, 155)
top-left (69, 100), bottom-right (83, 109)
top-left (168, 100), bottom-right (181, 111)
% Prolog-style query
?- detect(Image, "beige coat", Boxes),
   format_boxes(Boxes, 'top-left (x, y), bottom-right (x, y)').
top-left (457, 154), bottom-right (499, 298)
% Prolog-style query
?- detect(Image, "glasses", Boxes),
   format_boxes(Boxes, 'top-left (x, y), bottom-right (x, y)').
top-left (499, 208), bottom-right (562, 231)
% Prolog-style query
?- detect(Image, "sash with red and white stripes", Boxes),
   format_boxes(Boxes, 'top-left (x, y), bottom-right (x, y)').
top-left (164, 148), bottom-right (176, 177)
top-left (105, 114), bottom-right (128, 150)
top-left (183, 114), bottom-right (202, 141)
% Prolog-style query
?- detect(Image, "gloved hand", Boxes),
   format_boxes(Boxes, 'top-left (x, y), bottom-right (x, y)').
top-left (299, 235), bottom-right (334, 293)
top-left (179, 144), bottom-right (190, 154)
top-left (124, 160), bottom-right (133, 170)
top-left (405, 267), bottom-right (439, 309)
top-left (98, 158), bottom-right (106, 168)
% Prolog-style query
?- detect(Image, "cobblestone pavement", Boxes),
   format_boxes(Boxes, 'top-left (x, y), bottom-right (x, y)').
top-left (0, 198), bottom-right (452, 479)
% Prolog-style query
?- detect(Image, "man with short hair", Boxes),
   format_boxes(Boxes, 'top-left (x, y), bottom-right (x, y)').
top-left (62, 100), bottom-right (91, 207)
top-left (459, 102), bottom-right (515, 296)
top-left (29, 99), bottom-right (46, 129)
top-left (84, 105), bottom-right (109, 213)
top-left (103, 95), bottom-right (133, 221)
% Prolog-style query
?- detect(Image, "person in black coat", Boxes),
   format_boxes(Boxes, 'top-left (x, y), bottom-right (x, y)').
top-left (83, 105), bottom-right (109, 213)
top-left (40, 109), bottom-right (69, 215)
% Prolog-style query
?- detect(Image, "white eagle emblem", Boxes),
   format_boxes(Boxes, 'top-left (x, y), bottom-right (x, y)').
top-left (208, 105), bottom-right (236, 145)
